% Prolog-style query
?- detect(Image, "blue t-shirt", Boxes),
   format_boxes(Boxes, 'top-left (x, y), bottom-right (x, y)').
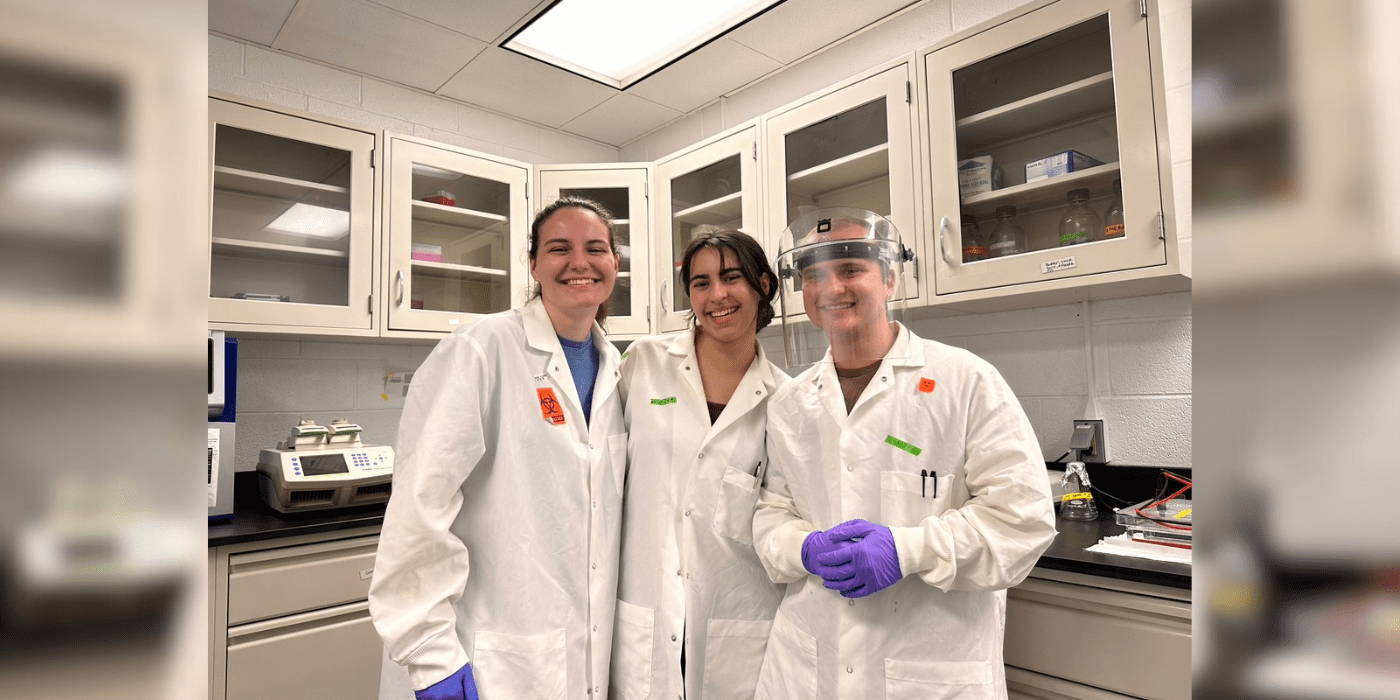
top-left (558, 334), bottom-right (599, 424)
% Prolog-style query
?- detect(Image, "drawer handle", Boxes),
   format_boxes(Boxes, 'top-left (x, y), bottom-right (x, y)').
top-left (396, 270), bottom-right (405, 306)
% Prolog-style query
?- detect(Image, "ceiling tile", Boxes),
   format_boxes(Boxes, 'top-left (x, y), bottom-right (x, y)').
top-left (728, 0), bottom-right (920, 64)
top-left (560, 94), bottom-right (682, 147)
top-left (366, 0), bottom-right (548, 43)
top-left (210, 0), bottom-right (300, 45)
top-left (627, 39), bottom-right (782, 114)
top-left (437, 47), bottom-right (617, 129)
top-left (273, 0), bottom-right (487, 92)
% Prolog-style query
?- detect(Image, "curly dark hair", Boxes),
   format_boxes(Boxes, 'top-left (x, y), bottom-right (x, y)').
top-left (679, 227), bottom-right (777, 332)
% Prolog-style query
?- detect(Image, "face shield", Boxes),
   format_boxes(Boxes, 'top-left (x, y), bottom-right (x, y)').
top-left (773, 208), bottom-right (914, 368)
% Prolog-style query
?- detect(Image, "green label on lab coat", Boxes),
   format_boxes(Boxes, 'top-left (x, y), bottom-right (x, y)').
top-left (651, 396), bottom-right (677, 405)
top-left (885, 435), bottom-right (922, 456)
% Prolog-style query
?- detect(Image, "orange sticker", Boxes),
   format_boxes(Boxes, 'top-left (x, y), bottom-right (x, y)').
top-left (537, 388), bottom-right (566, 425)
top-left (918, 378), bottom-right (936, 393)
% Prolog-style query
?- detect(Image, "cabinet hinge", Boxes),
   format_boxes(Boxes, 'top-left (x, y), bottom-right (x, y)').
top-left (905, 81), bottom-right (912, 104)
top-left (751, 142), bottom-right (757, 160)
top-left (369, 149), bottom-right (375, 169)
top-left (1157, 211), bottom-right (1166, 241)
top-left (1140, 0), bottom-right (1147, 17)
top-left (368, 295), bottom-right (373, 314)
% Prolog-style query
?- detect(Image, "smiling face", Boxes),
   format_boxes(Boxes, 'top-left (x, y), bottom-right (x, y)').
top-left (798, 222), bottom-right (896, 340)
top-left (530, 206), bottom-right (619, 323)
top-left (687, 246), bottom-right (766, 345)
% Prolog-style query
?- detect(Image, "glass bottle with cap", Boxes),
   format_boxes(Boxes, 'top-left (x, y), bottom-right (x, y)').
top-left (960, 213), bottom-right (988, 262)
top-left (1059, 188), bottom-right (1100, 246)
top-left (1102, 179), bottom-right (1125, 240)
top-left (986, 205), bottom-right (1026, 258)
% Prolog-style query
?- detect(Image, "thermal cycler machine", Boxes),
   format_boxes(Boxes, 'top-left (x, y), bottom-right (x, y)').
top-left (256, 419), bottom-right (394, 513)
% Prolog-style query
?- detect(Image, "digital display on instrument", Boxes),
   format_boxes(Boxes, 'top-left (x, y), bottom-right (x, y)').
top-left (299, 454), bottom-right (349, 476)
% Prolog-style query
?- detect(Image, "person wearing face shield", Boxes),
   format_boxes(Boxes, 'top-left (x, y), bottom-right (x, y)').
top-left (610, 228), bottom-right (788, 700)
top-left (752, 208), bottom-right (1056, 699)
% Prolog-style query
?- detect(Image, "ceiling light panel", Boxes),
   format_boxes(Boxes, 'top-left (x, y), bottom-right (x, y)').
top-left (506, 0), bottom-right (781, 88)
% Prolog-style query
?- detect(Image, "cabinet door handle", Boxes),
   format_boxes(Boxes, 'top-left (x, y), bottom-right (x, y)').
top-left (396, 270), bottom-right (405, 306)
top-left (660, 279), bottom-right (669, 313)
top-left (939, 216), bottom-right (953, 265)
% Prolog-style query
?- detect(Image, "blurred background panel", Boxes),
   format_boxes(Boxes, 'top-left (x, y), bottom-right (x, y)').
top-left (1195, 1), bottom-right (1400, 699)
top-left (0, 1), bottom-right (205, 699)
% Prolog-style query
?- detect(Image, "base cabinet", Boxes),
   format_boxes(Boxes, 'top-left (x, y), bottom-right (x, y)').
top-left (210, 528), bottom-right (382, 700)
top-left (1004, 569), bottom-right (1191, 700)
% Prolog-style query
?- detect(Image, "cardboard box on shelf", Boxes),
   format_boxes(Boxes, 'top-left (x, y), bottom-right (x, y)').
top-left (1025, 150), bottom-right (1103, 183)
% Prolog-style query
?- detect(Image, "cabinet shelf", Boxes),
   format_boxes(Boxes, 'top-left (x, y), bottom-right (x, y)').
top-left (962, 161), bottom-right (1120, 212)
top-left (410, 200), bottom-right (508, 230)
top-left (211, 236), bottom-right (348, 263)
top-left (956, 72), bottom-right (1116, 152)
top-left (674, 191), bottom-right (742, 226)
top-left (411, 260), bottom-right (507, 280)
top-left (787, 144), bottom-right (890, 199)
top-left (213, 165), bottom-right (349, 205)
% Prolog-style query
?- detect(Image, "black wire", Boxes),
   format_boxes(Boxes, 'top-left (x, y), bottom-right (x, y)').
top-left (1051, 451), bottom-right (1070, 464)
top-left (1089, 483), bottom-right (1139, 507)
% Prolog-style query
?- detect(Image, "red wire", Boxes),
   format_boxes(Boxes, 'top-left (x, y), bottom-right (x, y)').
top-left (1134, 471), bottom-right (1192, 531)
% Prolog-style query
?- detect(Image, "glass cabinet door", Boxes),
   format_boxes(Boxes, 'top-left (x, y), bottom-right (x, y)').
top-left (537, 166), bottom-right (652, 337)
top-left (924, 0), bottom-right (1169, 296)
top-left (208, 98), bottom-right (376, 330)
top-left (385, 137), bottom-right (529, 334)
top-left (763, 64), bottom-right (922, 309)
top-left (654, 127), bottom-right (760, 333)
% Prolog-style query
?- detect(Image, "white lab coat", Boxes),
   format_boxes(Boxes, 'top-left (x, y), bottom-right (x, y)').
top-left (369, 299), bottom-right (627, 700)
top-left (753, 324), bottom-right (1055, 700)
top-left (610, 330), bottom-right (788, 700)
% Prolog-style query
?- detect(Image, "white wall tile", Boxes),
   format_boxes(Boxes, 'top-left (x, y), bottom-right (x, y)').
top-left (1158, 0), bottom-right (1192, 93)
top-left (912, 302), bottom-right (1081, 337)
top-left (233, 337), bottom-right (301, 358)
top-left (950, 0), bottom-right (1034, 32)
top-left (959, 328), bottom-right (1087, 397)
top-left (536, 129), bottom-right (621, 163)
top-left (355, 360), bottom-right (424, 410)
top-left (1092, 292), bottom-right (1190, 321)
top-left (209, 72), bottom-right (309, 111)
top-left (209, 34), bottom-right (244, 76)
top-left (246, 46), bottom-right (362, 104)
top-left (232, 411), bottom-right (304, 472)
top-left (363, 79), bottom-right (459, 131)
top-left (308, 97), bottom-right (416, 133)
top-left (619, 140), bottom-right (648, 162)
top-left (1165, 83), bottom-right (1190, 168)
top-left (238, 358), bottom-right (359, 412)
top-left (459, 106), bottom-right (541, 153)
top-left (1032, 395), bottom-right (1090, 460)
top-left (642, 112), bottom-right (706, 163)
top-left (300, 340), bottom-right (414, 360)
top-left (1098, 396), bottom-right (1192, 467)
top-left (1100, 319), bottom-right (1192, 395)
top-left (1172, 159), bottom-right (1191, 248)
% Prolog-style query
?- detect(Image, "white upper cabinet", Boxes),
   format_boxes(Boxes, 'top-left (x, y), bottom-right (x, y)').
top-left (209, 97), bottom-right (378, 333)
top-left (653, 126), bottom-right (761, 334)
top-left (922, 0), bottom-right (1185, 306)
top-left (537, 164), bottom-right (653, 338)
top-left (383, 135), bottom-right (530, 335)
top-left (763, 63), bottom-right (924, 308)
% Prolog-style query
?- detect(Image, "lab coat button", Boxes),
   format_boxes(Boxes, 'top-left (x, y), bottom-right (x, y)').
top-left (593, 625), bottom-right (598, 631)
top-left (848, 600), bottom-right (855, 606)
top-left (756, 390), bottom-right (762, 395)
top-left (847, 666), bottom-right (854, 674)
top-left (698, 452), bottom-right (704, 459)
top-left (671, 635), bottom-right (677, 642)
top-left (882, 376), bottom-right (887, 382)
top-left (592, 562), bottom-right (597, 569)
top-left (684, 510), bottom-right (691, 516)
top-left (592, 501), bottom-right (597, 509)
top-left (847, 465), bottom-right (854, 472)
top-left (676, 570), bottom-right (681, 576)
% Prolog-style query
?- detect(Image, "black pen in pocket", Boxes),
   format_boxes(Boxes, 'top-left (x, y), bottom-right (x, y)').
top-left (921, 469), bottom-right (928, 497)
top-left (931, 470), bottom-right (938, 498)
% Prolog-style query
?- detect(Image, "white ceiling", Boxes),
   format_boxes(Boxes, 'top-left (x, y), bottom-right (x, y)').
top-left (210, 0), bottom-right (922, 146)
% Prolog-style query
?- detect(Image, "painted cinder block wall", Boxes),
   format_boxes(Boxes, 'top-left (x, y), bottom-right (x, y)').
top-left (212, 0), bottom-right (1191, 470)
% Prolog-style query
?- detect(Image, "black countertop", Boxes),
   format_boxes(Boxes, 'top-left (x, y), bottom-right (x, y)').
top-left (211, 473), bottom-right (1190, 589)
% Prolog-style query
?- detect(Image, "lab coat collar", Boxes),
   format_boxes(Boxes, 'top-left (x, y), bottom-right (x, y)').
top-left (807, 323), bottom-right (923, 421)
top-left (672, 327), bottom-right (780, 440)
top-left (521, 298), bottom-right (621, 426)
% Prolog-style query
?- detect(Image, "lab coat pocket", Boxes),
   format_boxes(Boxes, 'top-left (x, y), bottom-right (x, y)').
top-left (701, 618), bottom-right (772, 700)
top-left (879, 470), bottom-right (951, 528)
top-left (754, 609), bottom-right (816, 700)
top-left (713, 466), bottom-right (761, 544)
top-left (884, 659), bottom-right (996, 700)
top-left (608, 433), bottom-right (628, 498)
top-left (610, 600), bottom-right (655, 700)
top-left (472, 628), bottom-right (568, 700)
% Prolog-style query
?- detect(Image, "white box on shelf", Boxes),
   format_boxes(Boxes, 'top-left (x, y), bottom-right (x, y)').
top-left (1025, 150), bottom-right (1103, 183)
top-left (958, 156), bottom-right (1002, 198)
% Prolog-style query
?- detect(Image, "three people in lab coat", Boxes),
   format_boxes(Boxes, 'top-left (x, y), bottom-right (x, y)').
top-left (611, 228), bottom-right (788, 700)
top-left (371, 202), bottom-right (1054, 700)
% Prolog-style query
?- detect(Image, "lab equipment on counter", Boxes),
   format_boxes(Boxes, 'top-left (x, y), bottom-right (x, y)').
top-left (1059, 461), bottom-right (1098, 521)
top-left (1116, 470), bottom-right (1192, 548)
top-left (1058, 188), bottom-right (1100, 247)
top-left (209, 332), bottom-right (237, 520)
top-left (256, 418), bottom-right (394, 513)
top-left (987, 205), bottom-right (1027, 258)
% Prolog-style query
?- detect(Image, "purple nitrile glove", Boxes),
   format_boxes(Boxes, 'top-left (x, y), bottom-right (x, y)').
top-left (812, 519), bottom-right (903, 598)
top-left (801, 529), bottom-right (850, 577)
top-left (415, 663), bottom-right (480, 700)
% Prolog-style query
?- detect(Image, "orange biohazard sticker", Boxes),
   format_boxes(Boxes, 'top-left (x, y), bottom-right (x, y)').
top-left (537, 388), bottom-right (566, 425)
top-left (918, 378), bottom-right (936, 393)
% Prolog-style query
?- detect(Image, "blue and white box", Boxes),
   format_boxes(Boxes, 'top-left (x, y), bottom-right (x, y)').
top-left (957, 156), bottom-right (1002, 198)
top-left (1024, 150), bottom-right (1103, 183)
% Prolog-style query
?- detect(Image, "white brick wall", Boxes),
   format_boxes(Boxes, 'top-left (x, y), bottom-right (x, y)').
top-left (208, 34), bottom-right (620, 164)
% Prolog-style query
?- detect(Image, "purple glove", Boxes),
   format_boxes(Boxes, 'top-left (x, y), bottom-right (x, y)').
top-left (801, 528), bottom-right (850, 577)
top-left (416, 663), bottom-right (480, 700)
top-left (811, 519), bottom-right (903, 598)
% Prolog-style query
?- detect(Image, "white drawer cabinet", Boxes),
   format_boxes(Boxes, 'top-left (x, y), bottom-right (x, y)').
top-left (210, 528), bottom-right (383, 700)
